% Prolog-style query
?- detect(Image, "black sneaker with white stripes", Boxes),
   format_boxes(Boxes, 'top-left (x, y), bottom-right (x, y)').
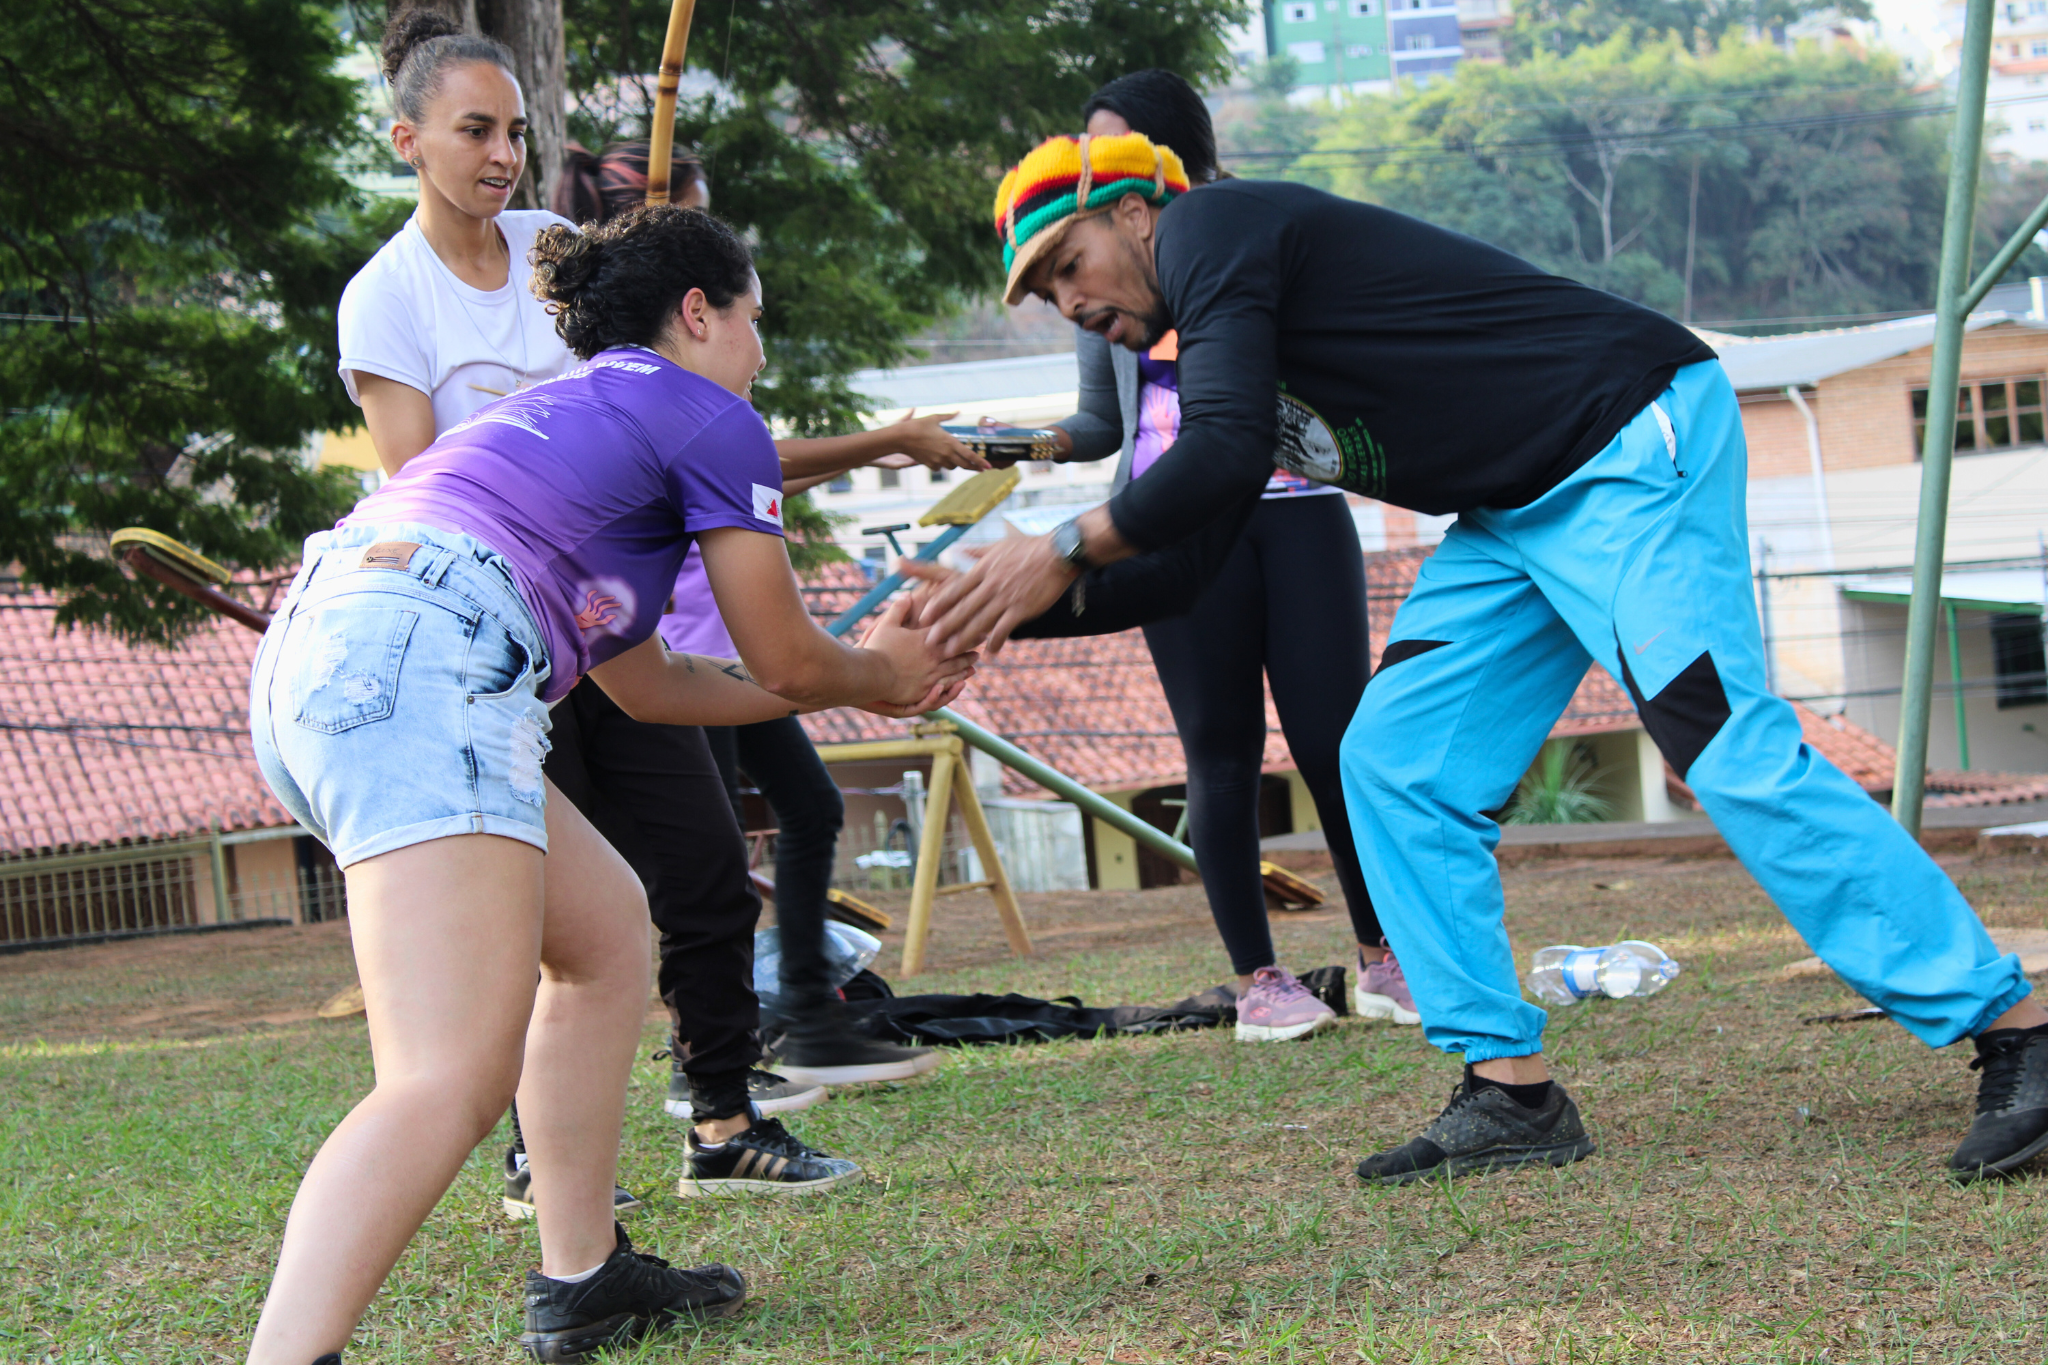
top-left (675, 1117), bottom-right (863, 1197)
top-left (502, 1147), bottom-right (644, 1222)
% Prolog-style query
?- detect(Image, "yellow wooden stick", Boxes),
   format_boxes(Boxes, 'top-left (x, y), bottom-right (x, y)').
top-left (952, 774), bottom-right (1032, 958)
top-left (645, 0), bottom-right (699, 204)
top-left (900, 750), bottom-right (956, 976)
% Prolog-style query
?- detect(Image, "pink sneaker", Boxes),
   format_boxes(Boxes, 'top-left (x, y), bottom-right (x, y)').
top-left (1355, 944), bottom-right (1421, 1025)
top-left (1235, 965), bottom-right (1337, 1042)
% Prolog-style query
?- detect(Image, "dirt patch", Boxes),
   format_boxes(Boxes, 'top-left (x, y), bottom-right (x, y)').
top-left (0, 918), bottom-right (357, 1044)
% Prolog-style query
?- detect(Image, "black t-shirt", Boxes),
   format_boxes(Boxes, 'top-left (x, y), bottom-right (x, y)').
top-left (1106, 180), bottom-right (1716, 551)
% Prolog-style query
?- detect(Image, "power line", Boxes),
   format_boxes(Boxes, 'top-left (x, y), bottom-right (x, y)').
top-left (1220, 92), bottom-right (2045, 168)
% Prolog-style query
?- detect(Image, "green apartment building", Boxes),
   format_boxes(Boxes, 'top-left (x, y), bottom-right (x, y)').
top-left (1265, 0), bottom-right (1392, 90)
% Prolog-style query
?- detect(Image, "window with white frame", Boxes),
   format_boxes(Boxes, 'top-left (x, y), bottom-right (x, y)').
top-left (1283, 2), bottom-right (1314, 21)
top-left (1349, 0), bottom-right (1378, 13)
top-left (2034, 39), bottom-right (2048, 54)
top-left (1346, 41), bottom-right (1375, 56)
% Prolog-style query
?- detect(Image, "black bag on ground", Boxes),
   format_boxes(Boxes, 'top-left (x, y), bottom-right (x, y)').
top-left (848, 985), bottom-right (1238, 1046)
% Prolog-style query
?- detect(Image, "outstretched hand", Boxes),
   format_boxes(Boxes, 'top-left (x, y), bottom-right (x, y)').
top-left (900, 525), bottom-right (1076, 658)
top-left (853, 591), bottom-right (979, 717)
top-left (883, 409), bottom-right (988, 472)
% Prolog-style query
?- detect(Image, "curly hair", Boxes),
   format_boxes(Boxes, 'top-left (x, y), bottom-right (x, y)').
top-left (381, 6), bottom-right (516, 125)
top-left (528, 205), bottom-right (754, 359)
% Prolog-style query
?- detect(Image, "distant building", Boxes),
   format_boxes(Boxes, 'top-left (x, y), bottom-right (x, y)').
top-left (1937, 0), bottom-right (2048, 160)
top-left (1723, 295), bottom-right (2048, 778)
top-left (1265, 0), bottom-right (1393, 95)
top-left (1255, 0), bottom-right (1508, 99)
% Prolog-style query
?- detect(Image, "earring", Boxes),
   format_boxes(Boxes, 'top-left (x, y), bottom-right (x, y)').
top-left (410, 157), bottom-right (422, 169)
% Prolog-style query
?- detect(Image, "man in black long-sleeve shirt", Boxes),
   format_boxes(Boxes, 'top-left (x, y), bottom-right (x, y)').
top-left (921, 131), bottom-right (2048, 1186)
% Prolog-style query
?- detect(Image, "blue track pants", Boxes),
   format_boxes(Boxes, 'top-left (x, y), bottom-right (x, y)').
top-left (1341, 360), bottom-right (2029, 1062)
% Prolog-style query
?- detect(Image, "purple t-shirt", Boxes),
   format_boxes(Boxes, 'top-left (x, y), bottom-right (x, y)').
top-left (1131, 348), bottom-right (1341, 500)
top-left (658, 543), bottom-right (737, 658)
top-left (344, 349), bottom-right (783, 701)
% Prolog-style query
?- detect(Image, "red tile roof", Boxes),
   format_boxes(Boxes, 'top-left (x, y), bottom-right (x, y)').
top-left (7, 545), bottom-right (2019, 859)
top-left (0, 585), bottom-right (287, 855)
top-left (798, 548), bottom-right (1651, 796)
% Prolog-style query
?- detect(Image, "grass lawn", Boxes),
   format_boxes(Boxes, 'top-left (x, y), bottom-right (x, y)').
top-left (4, 850), bottom-right (2048, 1363)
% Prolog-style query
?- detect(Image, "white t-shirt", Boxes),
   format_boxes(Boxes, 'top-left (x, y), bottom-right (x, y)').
top-left (337, 209), bottom-right (576, 436)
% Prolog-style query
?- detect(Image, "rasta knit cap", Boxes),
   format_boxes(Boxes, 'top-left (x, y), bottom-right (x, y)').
top-left (993, 132), bottom-right (1189, 306)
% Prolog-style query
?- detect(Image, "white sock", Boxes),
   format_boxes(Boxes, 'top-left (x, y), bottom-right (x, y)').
top-left (513, 1152), bottom-right (531, 1171)
top-left (550, 1261), bottom-right (605, 1285)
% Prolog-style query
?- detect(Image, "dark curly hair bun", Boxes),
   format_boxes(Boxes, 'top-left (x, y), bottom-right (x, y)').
top-left (381, 5), bottom-right (515, 123)
top-left (380, 7), bottom-right (459, 84)
top-left (530, 206), bottom-right (754, 360)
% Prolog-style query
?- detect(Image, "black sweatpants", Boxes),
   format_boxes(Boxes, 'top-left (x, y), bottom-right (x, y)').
top-left (542, 682), bottom-right (763, 1077)
top-left (704, 715), bottom-right (845, 1007)
top-left (1139, 494), bottom-right (1380, 974)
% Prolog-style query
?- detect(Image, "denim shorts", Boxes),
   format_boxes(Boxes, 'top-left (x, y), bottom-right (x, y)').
top-left (249, 523), bottom-right (555, 868)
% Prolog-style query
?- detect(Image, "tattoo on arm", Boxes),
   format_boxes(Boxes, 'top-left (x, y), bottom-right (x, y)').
top-left (716, 660), bottom-right (757, 686)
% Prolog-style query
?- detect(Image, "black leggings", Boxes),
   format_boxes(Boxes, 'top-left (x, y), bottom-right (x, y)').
top-left (542, 683), bottom-right (763, 1076)
top-left (1140, 495), bottom-right (1380, 974)
top-left (704, 715), bottom-right (845, 1007)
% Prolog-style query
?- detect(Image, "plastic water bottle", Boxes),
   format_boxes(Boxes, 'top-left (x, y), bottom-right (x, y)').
top-left (753, 921), bottom-right (883, 1006)
top-left (1527, 940), bottom-right (1680, 1006)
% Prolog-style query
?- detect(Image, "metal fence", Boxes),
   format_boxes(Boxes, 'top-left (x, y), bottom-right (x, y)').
top-left (0, 827), bottom-right (344, 949)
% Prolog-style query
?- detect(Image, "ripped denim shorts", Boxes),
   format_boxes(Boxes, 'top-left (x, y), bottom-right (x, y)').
top-left (249, 522), bottom-right (555, 868)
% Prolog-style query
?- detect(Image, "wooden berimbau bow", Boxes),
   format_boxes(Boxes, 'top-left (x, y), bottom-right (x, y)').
top-left (644, 0), bottom-right (700, 204)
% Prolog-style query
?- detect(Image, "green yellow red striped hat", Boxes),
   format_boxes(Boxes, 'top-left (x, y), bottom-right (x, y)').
top-left (993, 132), bottom-right (1190, 306)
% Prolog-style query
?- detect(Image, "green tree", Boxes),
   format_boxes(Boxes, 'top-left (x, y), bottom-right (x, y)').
top-left (1217, 56), bottom-right (1324, 170)
top-left (1301, 36), bottom-right (1948, 325)
top-left (0, 0), bottom-right (381, 641)
top-left (559, 0), bottom-right (1243, 436)
top-left (1505, 0), bottom-right (1873, 60)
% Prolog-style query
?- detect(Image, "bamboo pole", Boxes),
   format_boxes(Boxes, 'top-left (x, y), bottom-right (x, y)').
top-left (1894, 0), bottom-right (1995, 835)
top-left (644, 0), bottom-right (699, 205)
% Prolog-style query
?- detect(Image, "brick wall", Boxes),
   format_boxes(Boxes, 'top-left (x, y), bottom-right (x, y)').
top-left (1740, 393), bottom-right (1814, 479)
top-left (1809, 325), bottom-right (2048, 472)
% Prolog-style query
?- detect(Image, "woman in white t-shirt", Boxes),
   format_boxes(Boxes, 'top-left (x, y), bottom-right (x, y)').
top-left (336, 27), bottom-right (578, 473)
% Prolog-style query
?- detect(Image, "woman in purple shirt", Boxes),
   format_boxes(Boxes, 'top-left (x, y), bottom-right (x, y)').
top-left (243, 206), bottom-right (974, 1364)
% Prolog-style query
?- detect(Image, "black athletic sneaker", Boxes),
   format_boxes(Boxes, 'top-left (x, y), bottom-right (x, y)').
top-left (772, 999), bottom-right (943, 1085)
top-left (1951, 1025), bottom-right (2048, 1181)
top-left (312, 1356), bottom-right (341, 1364)
top-left (1356, 1079), bottom-right (1596, 1186)
top-left (518, 1222), bottom-right (744, 1362)
top-left (502, 1147), bottom-right (645, 1222)
top-left (662, 1065), bottom-right (826, 1119)
top-left (676, 1116), bottom-right (864, 1197)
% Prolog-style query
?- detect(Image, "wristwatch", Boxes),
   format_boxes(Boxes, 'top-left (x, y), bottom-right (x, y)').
top-left (1051, 517), bottom-right (1091, 572)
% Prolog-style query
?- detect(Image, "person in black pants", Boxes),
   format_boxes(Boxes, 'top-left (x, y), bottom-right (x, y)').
top-left (502, 680), bottom-right (868, 1206)
top-left (1016, 71), bottom-right (1417, 1040)
top-left (682, 627), bottom-right (944, 1081)
top-left (704, 717), bottom-right (925, 1080)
